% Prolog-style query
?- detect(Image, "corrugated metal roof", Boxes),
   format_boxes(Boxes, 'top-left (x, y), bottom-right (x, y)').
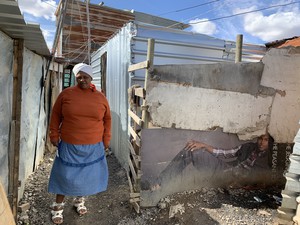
top-left (265, 36), bottom-right (300, 48)
top-left (57, 0), bottom-right (135, 64)
top-left (0, 0), bottom-right (50, 56)
top-left (132, 11), bottom-right (189, 30)
top-left (56, 0), bottom-right (189, 64)
top-left (278, 36), bottom-right (300, 48)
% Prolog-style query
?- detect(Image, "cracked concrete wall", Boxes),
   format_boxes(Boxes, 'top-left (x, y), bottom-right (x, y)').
top-left (147, 62), bottom-right (276, 140)
top-left (146, 48), bottom-right (300, 142)
top-left (261, 47), bottom-right (300, 143)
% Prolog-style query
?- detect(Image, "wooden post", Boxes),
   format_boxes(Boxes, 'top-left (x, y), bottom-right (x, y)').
top-left (235, 34), bottom-right (243, 63)
top-left (10, 39), bottom-right (24, 222)
top-left (141, 38), bottom-right (155, 129)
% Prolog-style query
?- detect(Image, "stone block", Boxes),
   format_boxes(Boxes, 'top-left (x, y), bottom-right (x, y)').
top-left (288, 155), bottom-right (300, 174)
top-left (281, 191), bottom-right (298, 209)
top-left (292, 142), bottom-right (300, 155)
top-left (293, 128), bottom-right (300, 143)
top-left (277, 207), bottom-right (295, 221)
top-left (285, 176), bottom-right (300, 192)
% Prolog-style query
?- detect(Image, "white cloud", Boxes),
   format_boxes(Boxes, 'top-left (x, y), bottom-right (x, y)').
top-left (40, 25), bottom-right (57, 50)
top-left (243, 10), bottom-right (300, 42)
top-left (189, 18), bottom-right (217, 36)
top-left (18, 0), bottom-right (57, 21)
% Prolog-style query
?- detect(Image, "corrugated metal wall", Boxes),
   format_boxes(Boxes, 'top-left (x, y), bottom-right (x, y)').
top-left (0, 31), bottom-right (13, 194)
top-left (0, 29), bottom-right (62, 200)
top-left (91, 22), bottom-right (266, 167)
top-left (92, 23), bottom-right (132, 167)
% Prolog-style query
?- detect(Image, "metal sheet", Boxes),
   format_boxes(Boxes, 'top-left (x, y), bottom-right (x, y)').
top-left (0, 0), bottom-right (50, 56)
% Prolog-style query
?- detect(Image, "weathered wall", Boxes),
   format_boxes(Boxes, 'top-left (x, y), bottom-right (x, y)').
top-left (147, 62), bottom-right (277, 140)
top-left (261, 47), bottom-right (300, 143)
top-left (18, 48), bottom-right (46, 197)
top-left (146, 48), bottom-right (300, 142)
top-left (0, 31), bottom-right (13, 194)
top-left (0, 30), bottom-right (62, 200)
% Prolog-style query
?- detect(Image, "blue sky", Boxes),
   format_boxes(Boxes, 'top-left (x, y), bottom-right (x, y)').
top-left (18, 0), bottom-right (300, 51)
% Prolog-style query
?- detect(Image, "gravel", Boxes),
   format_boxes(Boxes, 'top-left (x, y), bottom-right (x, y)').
top-left (17, 151), bottom-right (291, 225)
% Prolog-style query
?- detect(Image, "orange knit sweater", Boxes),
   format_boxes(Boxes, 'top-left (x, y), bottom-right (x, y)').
top-left (49, 85), bottom-right (112, 147)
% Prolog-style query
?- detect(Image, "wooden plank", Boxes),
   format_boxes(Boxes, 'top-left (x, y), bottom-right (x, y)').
top-left (11, 39), bottom-right (24, 221)
top-left (129, 197), bottom-right (140, 203)
top-left (130, 200), bottom-right (140, 213)
top-left (128, 142), bottom-right (141, 169)
top-left (142, 39), bottom-right (155, 129)
top-left (8, 121), bottom-right (15, 206)
top-left (126, 170), bottom-right (134, 193)
top-left (0, 181), bottom-right (16, 225)
top-left (130, 193), bottom-right (141, 198)
top-left (128, 126), bottom-right (141, 147)
top-left (128, 141), bottom-right (137, 156)
top-left (128, 157), bottom-right (137, 182)
top-left (128, 109), bottom-right (143, 126)
top-left (134, 87), bottom-right (145, 98)
top-left (128, 60), bottom-right (149, 72)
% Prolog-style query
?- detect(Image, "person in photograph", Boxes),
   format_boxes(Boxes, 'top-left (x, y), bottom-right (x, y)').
top-left (151, 133), bottom-right (274, 190)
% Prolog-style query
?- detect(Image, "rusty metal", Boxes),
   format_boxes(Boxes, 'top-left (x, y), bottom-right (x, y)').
top-left (57, 0), bottom-right (134, 64)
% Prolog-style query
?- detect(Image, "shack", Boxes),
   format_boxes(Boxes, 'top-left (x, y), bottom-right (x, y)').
top-left (0, 1), bottom-right (63, 220)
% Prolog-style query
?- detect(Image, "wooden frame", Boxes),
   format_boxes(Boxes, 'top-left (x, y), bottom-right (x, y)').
top-left (127, 39), bottom-right (155, 213)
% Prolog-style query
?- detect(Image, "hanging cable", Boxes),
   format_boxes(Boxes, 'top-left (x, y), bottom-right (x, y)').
top-left (189, 1), bottom-right (300, 24)
top-left (158, 0), bottom-right (220, 16)
top-left (85, 0), bottom-right (91, 64)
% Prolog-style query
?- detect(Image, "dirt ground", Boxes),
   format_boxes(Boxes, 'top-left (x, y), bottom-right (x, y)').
top-left (17, 151), bottom-right (293, 225)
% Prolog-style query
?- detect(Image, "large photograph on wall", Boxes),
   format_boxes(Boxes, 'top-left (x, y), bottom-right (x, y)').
top-left (140, 128), bottom-right (292, 206)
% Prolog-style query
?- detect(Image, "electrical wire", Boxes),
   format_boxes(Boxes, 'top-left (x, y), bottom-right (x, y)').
top-left (41, 0), bottom-right (57, 8)
top-left (189, 1), bottom-right (300, 24)
top-left (62, 0), bottom-right (90, 63)
top-left (175, 0), bottom-right (228, 25)
top-left (158, 0), bottom-right (220, 16)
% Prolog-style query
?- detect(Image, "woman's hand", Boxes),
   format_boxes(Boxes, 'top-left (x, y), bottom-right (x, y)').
top-left (185, 140), bottom-right (213, 152)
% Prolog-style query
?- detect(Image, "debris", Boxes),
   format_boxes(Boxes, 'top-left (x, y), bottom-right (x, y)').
top-left (18, 203), bottom-right (30, 212)
top-left (273, 195), bottom-right (282, 204)
top-left (258, 209), bottom-right (272, 216)
top-left (254, 196), bottom-right (263, 202)
top-left (169, 204), bottom-right (185, 218)
top-left (157, 201), bottom-right (167, 209)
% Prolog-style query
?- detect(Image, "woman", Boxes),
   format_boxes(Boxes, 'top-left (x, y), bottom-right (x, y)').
top-left (48, 63), bottom-right (112, 224)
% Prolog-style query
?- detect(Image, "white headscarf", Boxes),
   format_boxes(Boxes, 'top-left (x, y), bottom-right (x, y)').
top-left (72, 63), bottom-right (93, 78)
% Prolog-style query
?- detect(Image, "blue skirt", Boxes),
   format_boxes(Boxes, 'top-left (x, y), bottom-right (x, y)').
top-left (48, 141), bottom-right (108, 196)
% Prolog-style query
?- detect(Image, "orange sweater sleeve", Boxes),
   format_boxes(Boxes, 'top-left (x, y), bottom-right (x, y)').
top-left (49, 93), bottom-right (63, 143)
top-left (102, 97), bottom-right (112, 148)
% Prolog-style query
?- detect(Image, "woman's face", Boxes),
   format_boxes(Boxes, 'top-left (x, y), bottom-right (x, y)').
top-left (76, 72), bottom-right (92, 89)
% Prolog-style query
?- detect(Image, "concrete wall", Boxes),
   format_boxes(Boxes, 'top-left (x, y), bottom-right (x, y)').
top-left (261, 47), bottom-right (300, 143)
top-left (147, 62), bottom-right (276, 141)
top-left (146, 48), bottom-right (299, 142)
